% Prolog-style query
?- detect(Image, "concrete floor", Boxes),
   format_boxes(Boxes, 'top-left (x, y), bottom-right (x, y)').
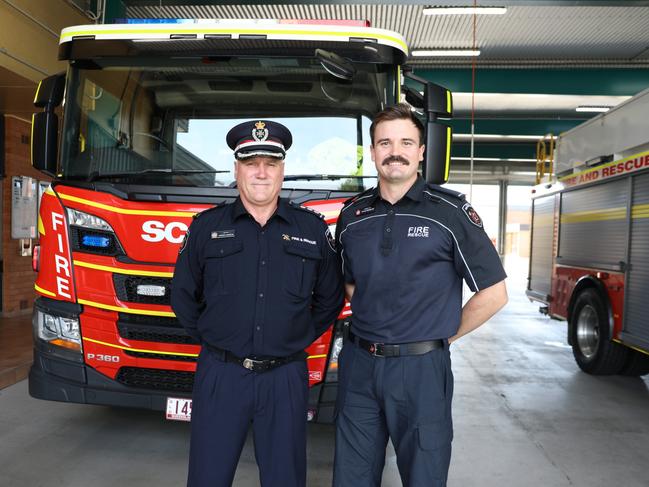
top-left (1, 265), bottom-right (649, 486)
top-left (0, 314), bottom-right (32, 389)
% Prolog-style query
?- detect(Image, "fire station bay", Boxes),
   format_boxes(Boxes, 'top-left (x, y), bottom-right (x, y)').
top-left (2, 2), bottom-right (649, 487)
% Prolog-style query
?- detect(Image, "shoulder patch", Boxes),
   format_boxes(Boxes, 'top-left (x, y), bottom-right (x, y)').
top-left (289, 201), bottom-right (324, 219)
top-left (325, 227), bottom-right (335, 251)
top-left (462, 202), bottom-right (483, 227)
top-left (192, 204), bottom-right (219, 220)
top-left (178, 228), bottom-right (190, 254)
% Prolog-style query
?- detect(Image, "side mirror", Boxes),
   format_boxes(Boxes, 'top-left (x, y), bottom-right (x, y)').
top-left (424, 122), bottom-right (452, 185)
top-left (424, 82), bottom-right (452, 119)
top-left (32, 73), bottom-right (65, 176)
top-left (424, 81), bottom-right (452, 185)
top-left (32, 112), bottom-right (59, 176)
top-left (403, 72), bottom-right (453, 184)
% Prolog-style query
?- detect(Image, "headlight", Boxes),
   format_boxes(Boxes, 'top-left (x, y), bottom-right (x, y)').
top-left (66, 208), bottom-right (114, 232)
top-left (34, 309), bottom-right (82, 352)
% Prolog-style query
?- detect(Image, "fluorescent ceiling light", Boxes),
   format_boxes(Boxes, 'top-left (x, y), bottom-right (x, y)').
top-left (411, 49), bottom-right (480, 57)
top-left (454, 133), bottom-right (544, 141)
top-left (575, 105), bottom-right (611, 113)
top-left (422, 7), bottom-right (507, 15)
top-left (454, 157), bottom-right (537, 163)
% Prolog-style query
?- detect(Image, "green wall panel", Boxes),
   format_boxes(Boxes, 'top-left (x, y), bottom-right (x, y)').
top-left (450, 119), bottom-right (581, 136)
top-left (412, 69), bottom-right (649, 96)
top-left (451, 143), bottom-right (537, 160)
top-left (104, 0), bottom-right (127, 22)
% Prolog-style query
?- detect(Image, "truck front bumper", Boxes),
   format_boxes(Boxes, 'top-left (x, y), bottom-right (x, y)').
top-left (29, 344), bottom-right (189, 411)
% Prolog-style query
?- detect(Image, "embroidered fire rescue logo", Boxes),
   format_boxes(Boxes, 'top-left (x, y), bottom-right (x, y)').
top-left (355, 206), bottom-right (375, 217)
top-left (462, 203), bottom-right (483, 227)
top-left (407, 226), bottom-right (429, 238)
top-left (283, 233), bottom-right (316, 245)
top-left (253, 121), bottom-right (269, 142)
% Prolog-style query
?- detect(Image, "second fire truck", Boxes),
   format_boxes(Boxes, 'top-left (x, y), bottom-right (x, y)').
top-left (528, 87), bottom-right (649, 376)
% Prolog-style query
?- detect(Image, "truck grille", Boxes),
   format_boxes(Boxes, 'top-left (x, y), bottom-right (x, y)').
top-left (113, 275), bottom-right (171, 305)
top-left (124, 350), bottom-right (197, 362)
top-left (117, 313), bottom-right (198, 345)
top-left (116, 367), bottom-right (194, 393)
top-left (118, 313), bottom-right (178, 326)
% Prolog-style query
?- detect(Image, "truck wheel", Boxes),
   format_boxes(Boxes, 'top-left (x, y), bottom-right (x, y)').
top-left (570, 288), bottom-right (628, 375)
top-left (620, 350), bottom-right (649, 377)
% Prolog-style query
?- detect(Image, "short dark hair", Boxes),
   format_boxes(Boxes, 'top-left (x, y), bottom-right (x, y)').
top-left (369, 103), bottom-right (424, 146)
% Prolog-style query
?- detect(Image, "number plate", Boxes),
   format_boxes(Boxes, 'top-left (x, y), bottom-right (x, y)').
top-left (166, 397), bottom-right (192, 421)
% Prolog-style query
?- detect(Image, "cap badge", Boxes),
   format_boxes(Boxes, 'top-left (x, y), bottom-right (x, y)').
top-left (253, 121), bottom-right (269, 143)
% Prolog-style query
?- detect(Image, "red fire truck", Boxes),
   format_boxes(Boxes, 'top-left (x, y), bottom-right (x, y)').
top-left (29, 19), bottom-right (452, 421)
top-left (528, 87), bottom-right (649, 376)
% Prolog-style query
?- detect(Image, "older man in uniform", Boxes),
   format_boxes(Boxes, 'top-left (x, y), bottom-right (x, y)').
top-left (333, 104), bottom-right (508, 486)
top-left (171, 120), bottom-right (344, 487)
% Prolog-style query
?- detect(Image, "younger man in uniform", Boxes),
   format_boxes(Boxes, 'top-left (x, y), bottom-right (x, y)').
top-left (333, 104), bottom-right (508, 486)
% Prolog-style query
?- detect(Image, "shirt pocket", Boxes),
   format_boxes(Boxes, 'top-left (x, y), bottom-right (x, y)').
top-left (283, 242), bottom-right (322, 299)
top-left (204, 239), bottom-right (244, 295)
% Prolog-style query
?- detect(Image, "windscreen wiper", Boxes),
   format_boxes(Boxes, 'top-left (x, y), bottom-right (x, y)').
top-left (87, 169), bottom-right (229, 182)
top-left (283, 174), bottom-right (377, 181)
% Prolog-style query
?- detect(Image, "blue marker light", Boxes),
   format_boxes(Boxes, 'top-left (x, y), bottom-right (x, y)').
top-left (117, 18), bottom-right (198, 24)
top-left (82, 235), bottom-right (111, 248)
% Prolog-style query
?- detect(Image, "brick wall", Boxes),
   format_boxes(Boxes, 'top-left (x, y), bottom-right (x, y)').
top-left (2, 115), bottom-right (51, 316)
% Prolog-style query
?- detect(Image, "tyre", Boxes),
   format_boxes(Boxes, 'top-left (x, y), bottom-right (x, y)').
top-left (620, 349), bottom-right (649, 377)
top-left (569, 288), bottom-right (629, 375)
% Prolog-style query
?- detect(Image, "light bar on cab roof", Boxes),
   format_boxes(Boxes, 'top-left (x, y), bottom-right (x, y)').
top-left (278, 19), bottom-right (371, 27)
top-left (59, 21), bottom-right (407, 56)
top-left (119, 18), bottom-right (371, 27)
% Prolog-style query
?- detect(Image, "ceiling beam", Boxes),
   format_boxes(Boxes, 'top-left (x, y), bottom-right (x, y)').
top-left (121, 1), bottom-right (649, 6)
top-left (0, 0), bottom-right (89, 82)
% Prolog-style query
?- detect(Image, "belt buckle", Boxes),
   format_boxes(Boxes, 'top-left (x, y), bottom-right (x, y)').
top-left (368, 342), bottom-right (384, 357)
top-left (242, 357), bottom-right (269, 372)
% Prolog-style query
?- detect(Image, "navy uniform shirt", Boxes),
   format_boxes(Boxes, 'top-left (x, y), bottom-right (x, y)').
top-left (171, 197), bottom-right (344, 358)
top-left (335, 177), bottom-right (507, 343)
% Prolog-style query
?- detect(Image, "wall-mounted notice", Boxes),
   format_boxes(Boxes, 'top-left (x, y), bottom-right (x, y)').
top-left (11, 176), bottom-right (37, 239)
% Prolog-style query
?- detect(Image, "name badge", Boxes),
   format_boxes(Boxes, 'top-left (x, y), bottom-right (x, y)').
top-left (211, 230), bottom-right (235, 239)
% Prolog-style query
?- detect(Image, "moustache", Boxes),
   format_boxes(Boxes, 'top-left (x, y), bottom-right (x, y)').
top-left (382, 155), bottom-right (410, 166)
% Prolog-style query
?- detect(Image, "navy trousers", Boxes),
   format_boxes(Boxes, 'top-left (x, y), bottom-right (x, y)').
top-left (188, 347), bottom-right (309, 487)
top-left (333, 341), bottom-right (454, 487)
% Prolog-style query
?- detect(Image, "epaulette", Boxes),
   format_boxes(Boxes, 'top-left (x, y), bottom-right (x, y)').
top-left (341, 186), bottom-right (376, 211)
top-left (426, 183), bottom-right (484, 227)
top-left (425, 183), bottom-right (466, 201)
top-left (424, 183), bottom-right (467, 206)
top-left (289, 201), bottom-right (324, 220)
top-left (192, 204), bottom-right (220, 220)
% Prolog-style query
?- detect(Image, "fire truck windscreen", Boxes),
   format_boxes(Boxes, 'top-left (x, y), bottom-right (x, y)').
top-left (59, 56), bottom-right (390, 190)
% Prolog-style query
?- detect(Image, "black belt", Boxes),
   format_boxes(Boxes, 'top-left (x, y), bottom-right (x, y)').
top-left (348, 331), bottom-right (444, 357)
top-left (205, 344), bottom-right (306, 373)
